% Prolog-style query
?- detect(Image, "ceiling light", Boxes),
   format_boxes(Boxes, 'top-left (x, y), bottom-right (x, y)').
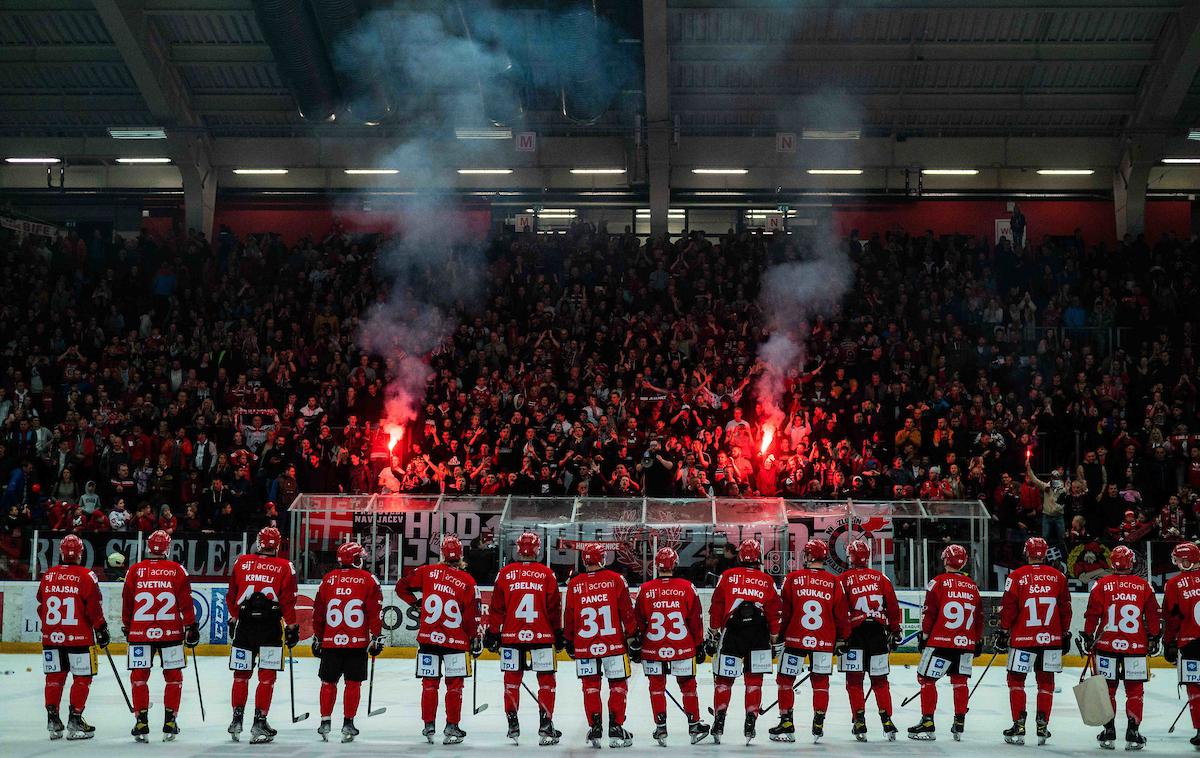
top-left (802, 129), bottom-right (861, 140)
top-left (344, 168), bottom-right (399, 175)
top-left (536, 214), bottom-right (576, 219)
top-left (1036, 169), bottom-right (1094, 175)
top-left (922, 169), bottom-right (978, 176)
top-left (233, 168), bottom-right (288, 175)
top-left (455, 128), bottom-right (512, 140)
top-left (1189, 128), bottom-right (1200, 141)
top-left (457, 168), bottom-right (513, 175)
top-left (570, 168), bottom-right (626, 174)
top-left (1161, 158), bottom-right (1200, 164)
top-left (108, 127), bottom-right (166, 140)
top-left (636, 209), bottom-right (685, 217)
top-left (5, 157), bottom-right (60, 164)
top-left (525, 208), bottom-right (576, 214)
top-left (807, 169), bottom-right (863, 175)
top-left (692, 168), bottom-right (748, 175)
top-left (115, 157), bottom-right (171, 164)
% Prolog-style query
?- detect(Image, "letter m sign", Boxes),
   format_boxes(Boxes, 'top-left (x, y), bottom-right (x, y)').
top-left (516, 132), bottom-right (537, 153)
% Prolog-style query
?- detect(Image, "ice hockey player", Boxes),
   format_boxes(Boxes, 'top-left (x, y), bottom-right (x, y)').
top-left (772, 538), bottom-right (848, 743)
top-left (564, 542), bottom-right (637, 748)
top-left (908, 544), bottom-right (982, 742)
top-left (311, 542), bottom-right (384, 743)
top-left (1082, 544), bottom-right (1161, 750)
top-left (994, 536), bottom-right (1072, 745)
top-left (225, 526), bottom-right (299, 743)
top-left (121, 529), bottom-right (198, 742)
top-left (1162, 542), bottom-right (1200, 749)
top-left (705, 538), bottom-right (782, 744)
top-left (838, 537), bottom-right (901, 741)
top-left (634, 546), bottom-right (710, 745)
top-left (484, 531), bottom-right (564, 746)
top-left (37, 533), bottom-right (109, 740)
top-left (395, 534), bottom-right (481, 745)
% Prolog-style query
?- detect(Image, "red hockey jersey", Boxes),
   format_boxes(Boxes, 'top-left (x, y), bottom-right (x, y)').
top-left (999, 563), bottom-right (1072, 648)
top-left (564, 568), bottom-right (636, 658)
top-left (840, 567), bottom-right (901, 633)
top-left (395, 563), bottom-right (481, 650)
top-left (779, 568), bottom-right (849, 651)
top-left (312, 567), bottom-right (383, 649)
top-left (227, 553), bottom-right (299, 625)
top-left (121, 558), bottom-right (194, 644)
top-left (709, 566), bottom-right (782, 635)
top-left (634, 576), bottom-right (704, 661)
top-left (37, 564), bottom-right (106, 647)
top-left (1164, 569), bottom-right (1200, 648)
top-left (488, 560), bottom-right (562, 645)
top-left (1083, 574), bottom-right (1162, 655)
top-left (921, 572), bottom-right (983, 650)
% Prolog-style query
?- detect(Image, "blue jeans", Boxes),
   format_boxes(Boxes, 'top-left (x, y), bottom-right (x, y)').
top-left (1042, 514), bottom-right (1066, 556)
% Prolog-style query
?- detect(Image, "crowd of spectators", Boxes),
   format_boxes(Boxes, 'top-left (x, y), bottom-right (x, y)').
top-left (1, 216), bottom-right (1199, 567)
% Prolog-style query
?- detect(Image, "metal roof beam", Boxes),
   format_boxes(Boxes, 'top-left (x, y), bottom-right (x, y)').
top-left (670, 42), bottom-right (1157, 63)
top-left (673, 92), bottom-right (1136, 111)
top-left (668, 0), bottom-right (1181, 9)
top-left (169, 43), bottom-right (273, 64)
top-left (643, 0), bottom-right (671, 237)
top-left (1131, 2), bottom-right (1200, 126)
top-left (0, 45), bottom-right (123, 63)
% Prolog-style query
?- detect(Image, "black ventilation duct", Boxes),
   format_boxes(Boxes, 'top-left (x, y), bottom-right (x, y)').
top-left (453, 0), bottom-right (525, 128)
top-left (559, 0), bottom-right (607, 124)
top-left (252, 0), bottom-right (342, 122)
top-left (308, 0), bottom-right (394, 125)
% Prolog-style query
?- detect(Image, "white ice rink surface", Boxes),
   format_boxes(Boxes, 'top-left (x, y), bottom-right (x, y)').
top-left (1, 653), bottom-right (1197, 757)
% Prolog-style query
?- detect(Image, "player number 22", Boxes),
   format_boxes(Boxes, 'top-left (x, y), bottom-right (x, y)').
top-left (132, 590), bottom-right (178, 622)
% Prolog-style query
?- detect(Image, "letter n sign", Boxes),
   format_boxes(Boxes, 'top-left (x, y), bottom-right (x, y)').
top-left (516, 132), bottom-right (537, 153)
top-left (776, 132), bottom-right (796, 153)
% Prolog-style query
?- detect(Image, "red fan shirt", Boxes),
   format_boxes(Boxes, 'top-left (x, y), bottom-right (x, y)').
top-left (709, 566), bottom-right (782, 635)
top-left (840, 567), bottom-right (901, 633)
top-left (634, 576), bottom-right (704, 661)
top-left (1083, 573), bottom-right (1162, 655)
top-left (921, 572), bottom-right (983, 650)
top-left (1164, 569), bottom-right (1200, 648)
top-left (564, 568), bottom-right (636, 658)
top-left (780, 568), bottom-right (849, 651)
top-left (395, 563), bottom-right (481, 651)
top-left (312, 567), bottom-right (383, 649)
top-left (121, 558), bottom-right (195, 644)
top-left (487, 560), bottom-right (562, 645)
top-left (227, 553), bottom-right (299, 625)
top-left (37, 564), bottom-right (106, 647)
top-left (999, 563), bottom-right (1072, 648)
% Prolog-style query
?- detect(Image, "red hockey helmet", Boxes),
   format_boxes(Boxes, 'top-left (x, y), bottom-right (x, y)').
top-left (516, 531), bottom-right (541, 560)
top-left (1023, 537), bottom-right (1048, 563)
top-left (1173, 542), bottom-right (1200, 570)
top-left (846, 538), bottom-right (872, 568)
top-left (147, 529), bottom-right (171, 557)
top-left (655, 547), bottom-right (679, 574)
top-left (803, 539), bottom-right (829, 563)
top-left (1110, 545), bottom-right (1135, 572)
top-left (441, 534), bottom-right (463, 563)
top-left (941, 544), bottom-right (968, 572)
top-left (59, 534), bottom-right (84, 565)
top-left (257, 526), bottom-right (282, 555)
top-left (737, 539), bottom-right (762, 564)
top-left (581, 542), bottom-right (607, 567)
top-left (338, 541), bottom-right (365, 567)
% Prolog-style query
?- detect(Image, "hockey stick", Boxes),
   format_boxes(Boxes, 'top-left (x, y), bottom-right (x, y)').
top-left (666, 689), bottom-right (689, 716)
top-left (521, 679), bottom-right (550, 718)
top-left (758, 672), bottom-right (812, 715)
top-left (288, 646), bottom-right (310, 723)
top-left (189, 643), bottom-right (206, 722)
top-left (367, 654), bottom-right (387, 717)
top-left (473, 658), bottom-right (488, 714)
top-left (103, 646), bottom-right (134, 713)
top-left (1169, 701), bottom-right (1189, 734)
top-left (966, 651), bottom-right (999, 703)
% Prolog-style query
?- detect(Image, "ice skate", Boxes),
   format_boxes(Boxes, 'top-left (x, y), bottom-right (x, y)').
top-left (250, 710), bottom-right (276, 744)
top-left (66, 708), bottom-right (94, 741)
top-left (768, 709), bottom-right (795, 742)
top-left (852, 709), bottom-right (867, 741)
top-left (340, 718), bottom-right (359, 743)
top-left (710, 710), bottom-right (725, 745)
top-left (586, 714), bottom-right (603, 749)
top-left (46, 705), bottom-right (64, 740)
top-left (1124, 718), bottom-right (1145, 751)
top-left (162, 708), bottom-right (179, 742)
top-left (688, 719), bottom-right (711, 745)
top-left (907, 714), bottom-right (935, 741)
top-left (881, 711), bottom-right (898, 741)
top-left (743, 711), bottom-right (757, 745)
top-left (227, 706), bottom-right (244, 742)
top-left (952, 713), bottom-right (965, 742)
top-left (443, 722), bottom-right (466, 745)
top-left (609, 716), bottom-right (633, 749)
top-left (1097, 719), bottom-right (1116, 750)
top-left (1035, 712), bottom-right (1049, 746)
top-left (423, 721), bottom-right (436, 744)
top-left (1190, 728), bottom-right (1200, 750)
top-left (652, 712), bottom-right (668, 746)
top-left (317, 718), bottom-right (331, 742)
top-left (506, 711), bottom-right (520, 744)
top-left (1004, 712), bottom-right (1026, 746)
top-left (812, 710), bottom-right (825, 743)
top-left (131, 710), bottom-right (149, 743)
top-left (538, 714), bottom-right (561, 746)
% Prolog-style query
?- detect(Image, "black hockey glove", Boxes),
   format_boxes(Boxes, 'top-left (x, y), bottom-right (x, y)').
top-left (94, 623), bottom-right (110, 648)
top-left (484, 630), bottom-right (501, 653)
top-left (1165, 642), bottom-right (1179, 665)
top-left (368, 635), bottom-right (385, 657)
top-left (627, 635), bottom-right (642, 663)
top-left (917, 633), bottom-right (928, 651)
top-left (703, 629), bottom-right (720, 657)
top-left (284, 624), bottom-right (300, 649)
top-left (887, 629), bottom-right (901, 652)
top-left (1148, 635), bottom-right (1162, 657)
top-left (833, 638), bottom-right (848, 656)
top-left (228, 619), bottom-right (238, 641)
top-left (554, 629), bottom-right (568, 652)
top-left (694, 647), bottom-right (707, 664)
top-left (311, 638), bottom-right (323, 658)
top-left (470, 634), bottom-right (484, 658)
top-left (1060, 631), bottom-right (1072, 655)
top-left (1079, 630), bottom-right (1096, 653)
top-left (991, 629), bottom-right (1009, 653)
top-left (184, 623), bottom-right (200, 648)
top-left (974, 638), bottom-right (984, 657)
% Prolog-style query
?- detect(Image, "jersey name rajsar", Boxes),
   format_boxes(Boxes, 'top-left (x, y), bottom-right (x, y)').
top-left (564, 569), bottom-right (636, 658)
top-left (395, 563), bottom-right (481, 650)
top-left (488, 562), bottom-right (561, 645)
top-left (999, 563), bottom-right (1072, 648)
top-left (1165, 570), bottom-right (1200, 648)
top-left (121, 559), bottom-right (194, 644)
top-left (921, 572), bottom-right (982, 650)
top-left (37, 565), bottom-right (105, 647)
top-left (635, 577), bottom-right (704, 661)
top-left (1083, 574), bottom-right (1161, 655)
top-left (312, 567), bottom-right (383, 649)
top-left (780, 568), bottom-right (849, 651)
